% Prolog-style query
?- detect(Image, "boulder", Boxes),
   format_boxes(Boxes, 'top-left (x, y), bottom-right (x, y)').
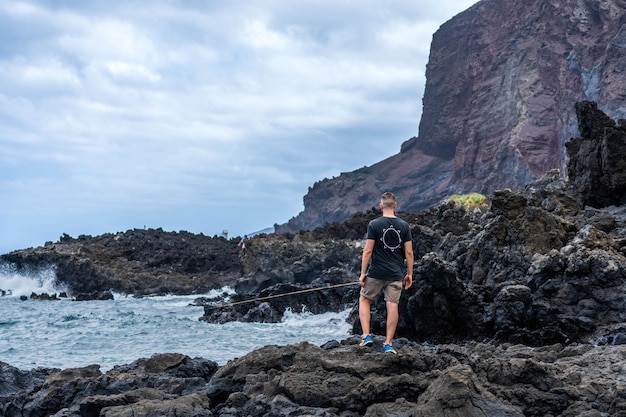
top-left (567, 101), bottom-right (626, 208)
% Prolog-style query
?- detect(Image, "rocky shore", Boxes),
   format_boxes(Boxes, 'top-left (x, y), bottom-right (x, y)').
top-left (2, 339), bottom-right (626, 417)
top-left (2, 102), bottom-right (626, 416)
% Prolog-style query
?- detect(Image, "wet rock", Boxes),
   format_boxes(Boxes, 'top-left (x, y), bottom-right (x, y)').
top-left (201, 281), bottom-right (359, 324)
top-left (74, 290), bottom-right (114, 301)
top-left (0, 353), bottom-right (218, 417)
top-left (30, 292), bottom-right (60, 300)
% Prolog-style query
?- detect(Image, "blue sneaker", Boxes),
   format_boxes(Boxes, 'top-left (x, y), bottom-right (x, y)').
top-left (383, 343), bottom-right (397, 354)
top-left (359, 334), bottom-right (373, 347)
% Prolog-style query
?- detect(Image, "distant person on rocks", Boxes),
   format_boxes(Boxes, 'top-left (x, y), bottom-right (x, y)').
top-left (238, 235), bottom-right (247, 257)
top-left (358, 192), bottom-right (414, 354)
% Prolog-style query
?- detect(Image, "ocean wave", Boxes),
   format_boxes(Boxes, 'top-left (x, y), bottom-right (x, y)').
top-left (0, 263), bottom-right (67, 297)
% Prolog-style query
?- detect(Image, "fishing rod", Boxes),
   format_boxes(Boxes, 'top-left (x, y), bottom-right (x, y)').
top-left (209, 281), bottom-right (360, 309)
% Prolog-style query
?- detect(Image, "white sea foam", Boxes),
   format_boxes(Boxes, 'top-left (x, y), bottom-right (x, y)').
top-left (0, 263), bottom-right (66, 297)
top-left (111, 286), bottom-right (237, 302)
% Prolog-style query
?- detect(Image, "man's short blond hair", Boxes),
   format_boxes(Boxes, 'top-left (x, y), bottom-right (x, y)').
top-left (380, 192), bottom-right (397, 209)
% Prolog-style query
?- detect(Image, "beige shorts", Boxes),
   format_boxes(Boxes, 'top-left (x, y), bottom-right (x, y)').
top-left (360, 277), bottom-right (403, 304)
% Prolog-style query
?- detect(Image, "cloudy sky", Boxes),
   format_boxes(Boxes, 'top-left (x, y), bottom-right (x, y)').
top-left (0, 0), bottom-right (479, 254)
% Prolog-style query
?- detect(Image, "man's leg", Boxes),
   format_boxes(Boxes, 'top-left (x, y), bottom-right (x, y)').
top-left (359, 295), bottom-right (372, 337)
top-left (385, 300), bottom-right (399, 345)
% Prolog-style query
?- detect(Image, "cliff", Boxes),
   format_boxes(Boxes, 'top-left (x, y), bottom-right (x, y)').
top-left (278, 0), bottom-right (626, 233)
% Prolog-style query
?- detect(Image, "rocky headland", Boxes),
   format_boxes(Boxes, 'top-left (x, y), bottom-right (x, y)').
top-left (1, 102), bottom-right (626, 416)
top-left (278, 0), bottom-right (626, 233)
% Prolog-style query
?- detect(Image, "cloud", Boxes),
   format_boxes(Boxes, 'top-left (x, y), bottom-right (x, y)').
top-left (0, 0), bottom-right (479, 253)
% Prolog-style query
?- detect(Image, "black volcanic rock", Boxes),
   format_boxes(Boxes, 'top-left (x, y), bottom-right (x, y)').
top-left (4, 342), bottom-right (626, 416)
top-left (0, 353), bottom-right (217, 417)
top-left (566, 101), bottom-right (626, 207)
top-left (1, 229), bottom-right (245, 297)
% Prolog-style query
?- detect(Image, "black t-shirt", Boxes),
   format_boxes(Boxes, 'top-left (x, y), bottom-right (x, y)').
top-left (365, 216), bottom-right (412, 281)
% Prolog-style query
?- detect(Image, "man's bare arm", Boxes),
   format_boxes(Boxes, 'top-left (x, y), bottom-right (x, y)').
top-left (359, 239), bottom-right (375, 287)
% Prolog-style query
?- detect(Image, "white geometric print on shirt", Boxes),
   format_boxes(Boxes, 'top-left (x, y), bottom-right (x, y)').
top-left (380, 224), bottom-right (402, 252)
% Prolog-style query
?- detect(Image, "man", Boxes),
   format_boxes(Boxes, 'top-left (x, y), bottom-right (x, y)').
top-left (359, 192), bottom-right (414, 354)
top-left (238, 235), bottom-right (247, 256)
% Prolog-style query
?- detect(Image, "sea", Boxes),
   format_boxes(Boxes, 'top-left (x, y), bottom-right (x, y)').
top-left (0, 266), bottom-right (353, 371)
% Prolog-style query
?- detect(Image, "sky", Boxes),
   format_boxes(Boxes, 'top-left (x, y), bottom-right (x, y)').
top-left (0, 0), bottom-right (479, 254)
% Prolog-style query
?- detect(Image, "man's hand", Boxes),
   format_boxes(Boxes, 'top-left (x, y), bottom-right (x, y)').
top-left (359, 273), bottom-right (367, 287)
top-left (403, 273), bottom-right (413, 290)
